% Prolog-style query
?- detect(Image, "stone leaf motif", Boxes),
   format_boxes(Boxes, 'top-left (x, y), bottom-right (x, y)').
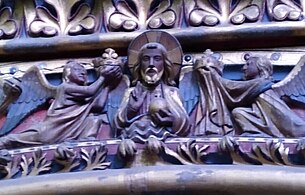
top-left (0, 150), bottom-right (19, 179)
top-left (20, 149), bottom-right (52, 176)
top-left (0, 144), bottom-right (112, 180)
top-left (81, 145), bottom-right (111, 171)
top-left (267, 0), bottom-right (303, 20)
top-left (163, 139), bottom-right (209, 165)
top-left (218, 137), bottom-right (292, 165)
top-left (0, 1), bottom-right (18, 39)
top-left (188, 0), bottom-right (261, 26)
top-left (30, 0), bottom-right (96, 36)
top-left (109, 0), bottom-right (176, 31)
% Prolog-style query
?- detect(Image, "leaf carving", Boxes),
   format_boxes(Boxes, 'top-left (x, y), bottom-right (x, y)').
top-left (20, 149), bottom-right (51, 176)
top-left (81, 145), bottom-right (111, 171)
top-left (218, 137), bottom-right (293, 166)
top-left (0, 150), bottom-right (19, 179)
top-left (187, 0), bottom-right (262, 26)
top-left (29, 0), bottom-right (96, 36)
top-left (268, 0), bottom-right (303, 21)
top-left (163, 139), bottom-right (209, 165)
top-left (108, 0), bottom-right (177, 31)
top-left (0, 6), bottom-right (17, 39)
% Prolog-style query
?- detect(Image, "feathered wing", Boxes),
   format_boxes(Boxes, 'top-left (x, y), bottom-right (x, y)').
top-left (179, 66), bottom-right (200, 115)
top-left (272, 55), bottom-right (305, 104)
top-left (106, 75), bottom-right (129, 132)
top-left (0, 65), bottom-right (57, 136)
top-left (0, 80), bottom-right (4, 108)
top-left (0, 78), bottom-right (22, 115)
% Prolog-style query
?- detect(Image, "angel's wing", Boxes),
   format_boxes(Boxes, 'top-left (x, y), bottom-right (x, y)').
top-left (106, 75), bottom-right (129, 133)
top-left (272, 55), bottom-right (305, 104)
top-left (0, 78), bottom-right (22, 115)
top-left (179, 66), bottom-right (200, 115)
top-left (0, 65), bottom-right (57, 136)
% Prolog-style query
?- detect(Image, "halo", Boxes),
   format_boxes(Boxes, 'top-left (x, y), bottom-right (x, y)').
top-left (128, 30), bottom-right (183, 81)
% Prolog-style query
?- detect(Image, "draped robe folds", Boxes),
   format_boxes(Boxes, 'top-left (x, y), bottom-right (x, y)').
top-left (193, 67), bottom-right (272, 136)
top-left (232, 89), bottom-right (305, 137)
top-left (114, 83), bottom-right (190, 143)
top-left (0, 82), bottom-right (107, 148)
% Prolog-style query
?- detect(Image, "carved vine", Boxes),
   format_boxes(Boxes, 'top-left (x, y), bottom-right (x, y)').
top-left (0, 0), bottom-right (18, 39)
top-left (185, 0), bottom-right (263, 26)
top-left (107, 0), bottom-right (179, 31)
top-left (29, 0), bottom-right (96, 37)
top-left (0, 144), bottom-right (111, 180)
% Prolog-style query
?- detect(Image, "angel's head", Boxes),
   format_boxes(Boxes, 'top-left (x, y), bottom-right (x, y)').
top-left (243, 56), bottom-right (273, 80)
top-left (63, 60), bottom-right (88, 85)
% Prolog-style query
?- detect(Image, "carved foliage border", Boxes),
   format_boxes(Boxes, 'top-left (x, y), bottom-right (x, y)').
top-left (0, 144), bottom-right (111, 180)
top-left (0, 0), bottom-right (304, 39)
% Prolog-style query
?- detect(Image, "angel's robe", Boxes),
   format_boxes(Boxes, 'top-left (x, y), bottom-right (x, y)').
top-left (193, 66), bottom-right (272, 136)
top-left (114, 82), bottom-right (190, 143)
top-left (232, 88), bottom-right (305, 137)
top-left (0, 82), bottom-right (108, 148)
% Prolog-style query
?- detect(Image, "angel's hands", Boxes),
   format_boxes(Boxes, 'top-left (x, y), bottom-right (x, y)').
top-left (100, 65), bottom-right (123, 89)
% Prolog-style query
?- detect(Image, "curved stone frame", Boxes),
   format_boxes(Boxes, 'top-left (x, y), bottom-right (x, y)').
top-left (1, 0), bottom-right (305, 194)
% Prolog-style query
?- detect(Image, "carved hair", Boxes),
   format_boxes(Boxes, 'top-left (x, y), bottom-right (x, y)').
top-left (62, 60), bottom-right (86, 83)
top-left (250, 56), bottom-right (273, 79)
top-left (132, 42), bottom-right (176, 86)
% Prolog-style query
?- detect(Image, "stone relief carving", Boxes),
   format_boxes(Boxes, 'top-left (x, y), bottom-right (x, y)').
top-left (266, 0), bottom-right (303, 20)
top-left (0, 50), bottom-right (123, 148)
top-left (1, 30), bottom-right (305, 176)
top-left (0, 0), bottom-right (303, 42)
top-left (0, 0), bottom-right (18, 39)
top-left (105, 0), bottom-right (181, 31)
top-left (233, 55), bottom-right (305, 137)
top-left (114, 31), bottom-right (190, 159)
top-left (0, 143), bottom-right (111, 179)
top-left (28, 0), bottom-right (96, 36)
top-left (184, 0), bottom-right (264, 26)
top-left (2, 30), bottom-right (305, 145)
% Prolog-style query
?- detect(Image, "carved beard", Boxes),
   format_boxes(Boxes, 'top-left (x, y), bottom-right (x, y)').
top-left (141, 67), bottom-right (164, 85)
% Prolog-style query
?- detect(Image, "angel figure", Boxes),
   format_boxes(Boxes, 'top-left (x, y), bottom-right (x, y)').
top-left (0, 78), bottom-right (21, 117)
top-left (0, 59), bottom-right (122, 149)
top-left (232, 55), bottom-right (305, 137)
top-left (180, 50), bottom-right (272, 136)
